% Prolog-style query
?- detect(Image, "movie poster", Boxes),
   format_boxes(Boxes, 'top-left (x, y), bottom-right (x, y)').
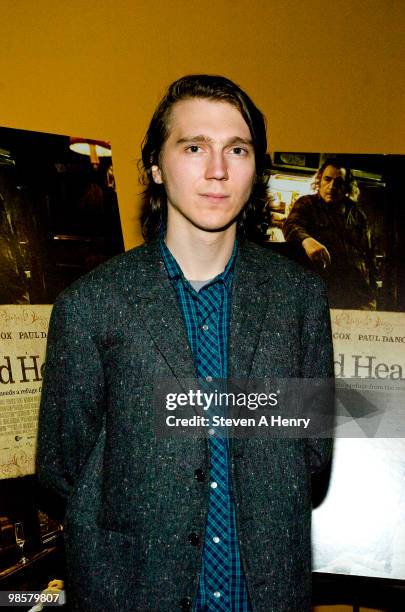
top-left (313, 308), bottom-right (405, 580)
top-left (0, 305), bottom-right (51, 478)
top-left (268, 152), bottom-right (405, 580)
top-left (0, 127), bottom-right (124, 478)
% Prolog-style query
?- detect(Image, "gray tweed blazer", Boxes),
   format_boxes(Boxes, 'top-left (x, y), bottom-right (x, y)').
top-left (37, 239), bottom-right (333, 612)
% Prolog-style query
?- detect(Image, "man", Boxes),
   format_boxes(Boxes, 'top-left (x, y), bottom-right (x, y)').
top-left (37, 75), bottom-right (333, 612)
top-left (283, 159), bottom-right (376, 309)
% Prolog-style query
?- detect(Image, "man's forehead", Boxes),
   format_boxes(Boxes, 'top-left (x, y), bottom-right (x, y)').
top-left (166, 97), bottom-right (251, 137)
top-left (322, 165), bottom-right (346, 179)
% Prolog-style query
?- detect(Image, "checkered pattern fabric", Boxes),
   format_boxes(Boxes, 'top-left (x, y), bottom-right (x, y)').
top-left (161, 239), bottom-right (251, 611)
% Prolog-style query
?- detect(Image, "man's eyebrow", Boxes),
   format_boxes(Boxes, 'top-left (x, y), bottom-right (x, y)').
top-left (226, 136), bottom-right (253, 147)
top-left (176, 135), bottom-right (253, 146)
top-left (176, 135), bottom-right (212, 144)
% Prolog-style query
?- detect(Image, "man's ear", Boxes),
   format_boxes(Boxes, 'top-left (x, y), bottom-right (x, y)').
top-left (151, 165), bottom-right (163, 184)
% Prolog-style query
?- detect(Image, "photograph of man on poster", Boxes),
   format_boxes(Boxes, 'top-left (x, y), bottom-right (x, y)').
top-left (267, 152), bottom-right (405, 313)
top-left (283, 158), bottom-right (377, 310)
top-left (37, 74), bottom-right (334, 612)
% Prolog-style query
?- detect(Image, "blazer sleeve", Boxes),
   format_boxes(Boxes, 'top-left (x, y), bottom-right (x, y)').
top-left (283, 196), bottom-right (314, 244)
top-left (36, 291), bottom-right (105, 501)
top-left (300, 278), bottom-right (334, 473)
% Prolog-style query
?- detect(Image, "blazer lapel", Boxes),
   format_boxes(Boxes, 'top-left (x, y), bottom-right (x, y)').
top-left (124, 241), bottom-right (197, 381)
top-left (139, 285), bottom-right (197, 381)
top-left (228, 242), bottom-right (270, 380)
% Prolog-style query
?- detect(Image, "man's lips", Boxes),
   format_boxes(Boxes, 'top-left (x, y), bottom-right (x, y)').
top-left (199, 193), bottom-right (230, 199)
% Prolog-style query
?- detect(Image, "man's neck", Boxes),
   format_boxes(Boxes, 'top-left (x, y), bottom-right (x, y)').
top-left (165, 223), bottom-right (237, 281)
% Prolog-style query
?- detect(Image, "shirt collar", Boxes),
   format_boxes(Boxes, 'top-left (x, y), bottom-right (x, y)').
top-left (160, 236), bottom-right (238, 292)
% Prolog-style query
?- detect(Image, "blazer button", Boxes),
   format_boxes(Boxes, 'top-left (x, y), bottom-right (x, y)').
top-left (179, 597), bottom-right (192, 610)
top-left (194, 468), bottom-right (205, 482)
top-left (188, 532), bottom-right (200, 546)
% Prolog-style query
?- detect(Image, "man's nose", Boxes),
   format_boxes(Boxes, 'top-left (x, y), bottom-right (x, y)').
top-left (205, 151), bottom-right (228, 180)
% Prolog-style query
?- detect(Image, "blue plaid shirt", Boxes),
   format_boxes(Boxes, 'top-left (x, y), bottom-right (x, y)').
top-left (160, 239), bottom-right (251, 611)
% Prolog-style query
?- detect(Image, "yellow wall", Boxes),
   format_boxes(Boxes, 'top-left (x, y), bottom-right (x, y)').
top-left (314, 608), bottom-right (386, 612)
top-left (1, 1), bottom-right (404, 248)
top-left (314, 607), bottom-right (352, 612)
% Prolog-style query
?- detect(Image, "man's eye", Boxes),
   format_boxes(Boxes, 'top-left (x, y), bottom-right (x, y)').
top-left (187, 145), bottom-right (201, 153)
top-left (232, 147), bottom-right (247, 155)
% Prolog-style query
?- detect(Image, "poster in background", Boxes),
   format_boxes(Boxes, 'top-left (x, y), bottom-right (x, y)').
top-left (267, 152), bottom-right (405, 312)
top-left (0, 127), bottom-right (124, 478)
top-left (313, 308), bottom-right (405, 580)
top-left (0, 305), bottom-right (51, 478)
top-left (268, 152), bottom-right (405, 580)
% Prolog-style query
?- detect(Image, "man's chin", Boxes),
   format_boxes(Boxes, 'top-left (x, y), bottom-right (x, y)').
top-left (193, 217), bottom-right (238, 233)
top-left (324, 195), bottom-right (337, 204)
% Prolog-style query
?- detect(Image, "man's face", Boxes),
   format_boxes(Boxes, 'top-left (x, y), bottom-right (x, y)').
top-left (318, 165), bottom-right (346, 204)
top-left (151, 98), bottom-right (256, 234)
